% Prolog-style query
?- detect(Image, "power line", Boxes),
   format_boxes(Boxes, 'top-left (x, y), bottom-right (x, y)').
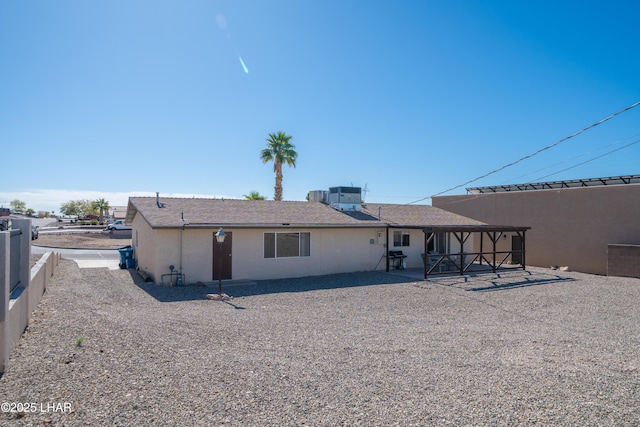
top-left (496, 132), bottom-right (640, 185)
top-left (425, 135), bottom-right (640, 209)
top-left (531, 137), bottom-right (640, 182)
top-left (407, 100), bottom-right (640, 204)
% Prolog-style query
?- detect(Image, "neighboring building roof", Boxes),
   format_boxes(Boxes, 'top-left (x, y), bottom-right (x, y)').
top-left (467, 174), bottom-right (640, 194)
top-left (110, 206), bottom-right (128, 219)
top-left (126, 197), bottom-right (485, 229)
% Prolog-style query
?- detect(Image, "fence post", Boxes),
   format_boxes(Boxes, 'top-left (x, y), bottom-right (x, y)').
top-left (0, 231), bottom-right (9, 373)
top-left (13, 219), bottom-right (31, 294)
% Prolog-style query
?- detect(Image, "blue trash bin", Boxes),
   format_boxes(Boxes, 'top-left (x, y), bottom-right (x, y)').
top-left (118, 246), bottom-right (133, 269)
top-left (126, 255), bottom-right (135, 269)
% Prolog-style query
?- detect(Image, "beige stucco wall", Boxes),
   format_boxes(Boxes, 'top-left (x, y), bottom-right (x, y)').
top-left (433, 184), bottom-right (640, 275)
top-left (131, 214), bottom-right (159, 281)
top-left (233, 228), bottom-right (386, 281)
top-left (131, 224), bottom-right (444, 282)
top-left (392, 228), bottom-right (471, 265)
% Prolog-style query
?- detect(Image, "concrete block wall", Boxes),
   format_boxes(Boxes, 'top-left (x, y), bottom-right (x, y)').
top-left (1, 218), bottom-right (60, 374)
top-left (608, 244), bottom-right (640, 278)
top-left (30, 251), bottom-right (60, 315)
top-left (0, 230), bottom-right (11, 374)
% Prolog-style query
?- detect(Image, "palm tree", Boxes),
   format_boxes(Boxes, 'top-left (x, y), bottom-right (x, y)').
top-left (92, 198), bottom-right (111, 223)
top-left (244, 191), bottom-right (266, 200)
top-left (260, 131), bottom-right (298, 201)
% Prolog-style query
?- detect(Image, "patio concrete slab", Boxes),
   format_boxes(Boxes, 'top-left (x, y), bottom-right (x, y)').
top-left (73, 259), bottom-right (121, 270)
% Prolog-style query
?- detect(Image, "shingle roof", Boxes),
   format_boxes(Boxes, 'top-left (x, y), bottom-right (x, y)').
top-left (362, 203), bottom-right (485, 227)
top-left (127, 197), bottom-right (484, 229)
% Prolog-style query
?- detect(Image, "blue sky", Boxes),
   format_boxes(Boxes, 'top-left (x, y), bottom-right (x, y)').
top-left (2, 0), bottom-right (639, 213)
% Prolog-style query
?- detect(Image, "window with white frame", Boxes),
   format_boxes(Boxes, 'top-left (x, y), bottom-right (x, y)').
top-left (436, 232), bottom-right (449, 253)
top-left (264, 232), bottom-right (311, 258)
top-left (393, 230), bottom-right (410, 247)
top-left (428, 232), bottom-right (449, 254)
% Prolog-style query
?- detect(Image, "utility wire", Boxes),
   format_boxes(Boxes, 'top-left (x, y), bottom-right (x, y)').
top-left (407, 100), bottom-right (640, 204)
top-left (496, 132), bottom-right (640, 185)
top-left (531, 137), bottom-right (640, 182)
top-left (432, 136), bottom-right (640, 210)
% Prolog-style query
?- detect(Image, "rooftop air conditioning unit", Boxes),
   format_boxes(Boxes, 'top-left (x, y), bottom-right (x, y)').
top-left (308, 190), bottom-right (328, 203)
top-left (327, 186), bottom-right (362, 212)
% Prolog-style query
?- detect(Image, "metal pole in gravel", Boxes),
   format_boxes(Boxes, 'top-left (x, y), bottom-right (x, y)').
top-left (215, 227), bottom-right (226, 297)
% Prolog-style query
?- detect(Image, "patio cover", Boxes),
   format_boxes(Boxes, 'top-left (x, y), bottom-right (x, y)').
top-left (386, 225), bottom-right (530, 278)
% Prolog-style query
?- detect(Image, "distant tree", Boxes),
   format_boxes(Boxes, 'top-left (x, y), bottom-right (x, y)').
top-left (260, 131), bottom-right (298, 201)
top-left (92, 198), bottom-right (111, 223)
top-left (10, 199), bottom-right (26, 214)
top-left (25, 208), bottom-right (35, 217)
top-left (243, 191), bottom-right (266, 200)
top-left (79, 200), bottom-right (97, 218)
top-left (60, 199), bottom-right (95, 218)
top-left (60, 200), bottom-right (81, 217)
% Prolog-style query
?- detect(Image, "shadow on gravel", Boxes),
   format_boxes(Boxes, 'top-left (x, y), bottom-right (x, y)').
top-left (428, 269), bottom-right (576, 292)
top-left (127, 270), bottom-right (210, 302)
top-left (128, 270), bottom-right (417, 302)
top-left (233, 271), bottom-right (416, 298)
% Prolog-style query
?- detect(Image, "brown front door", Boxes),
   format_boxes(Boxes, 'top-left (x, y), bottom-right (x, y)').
top-left (213, 231), bottom-right (232, 280)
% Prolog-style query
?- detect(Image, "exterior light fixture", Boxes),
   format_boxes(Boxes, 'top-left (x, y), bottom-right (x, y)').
top-left (215, 227), bottom-right (226, 244)
top-left (215, 227), bottom-right (226, 297)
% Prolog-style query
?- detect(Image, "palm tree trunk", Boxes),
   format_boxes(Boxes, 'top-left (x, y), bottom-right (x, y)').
top-left (274, 160), bottom-right (283, 201)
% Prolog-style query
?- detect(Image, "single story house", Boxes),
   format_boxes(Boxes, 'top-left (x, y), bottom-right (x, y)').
top-left (125, 189), bottom-right (528, 283)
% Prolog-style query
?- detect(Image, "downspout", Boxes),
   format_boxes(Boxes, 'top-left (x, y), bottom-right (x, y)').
top-left (385, 226), bottom-right (390, 272)
top-left (180, 212), bottom-right (189, 283)
top-left (180, 213), bottom-right (184, 276)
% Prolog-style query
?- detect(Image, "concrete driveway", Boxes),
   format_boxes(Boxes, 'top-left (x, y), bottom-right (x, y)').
top-left (32, 245), bottom-right (121, 270)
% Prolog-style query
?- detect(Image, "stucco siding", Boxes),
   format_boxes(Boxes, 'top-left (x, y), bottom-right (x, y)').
top-left (181, 229), bottom-right (214, 284)
top-left (131, 215), bottom-right (160, 282)
top-left (389, 228), bottom-right (462, 268)
top-left (149, 229), bottom-right (187, 285)
top-left (138, 226), bottom-right (401, 283)
top-left (228, 228), bottom-right (389, 281)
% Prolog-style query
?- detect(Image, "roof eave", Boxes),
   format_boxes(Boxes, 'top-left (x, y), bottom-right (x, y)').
top-left (148, 222), bottom-right (388, 229)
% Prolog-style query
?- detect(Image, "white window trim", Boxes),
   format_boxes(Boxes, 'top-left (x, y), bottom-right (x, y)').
top-left (393, 230), bottom-right (410, 247)
top-left (264, 231), bottom-right (311, 258)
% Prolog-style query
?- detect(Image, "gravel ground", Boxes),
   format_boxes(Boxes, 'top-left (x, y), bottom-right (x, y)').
top-left (33, 232), bottom-right (131, 250)
top-left (1, 262), bottom-right (639, 426)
